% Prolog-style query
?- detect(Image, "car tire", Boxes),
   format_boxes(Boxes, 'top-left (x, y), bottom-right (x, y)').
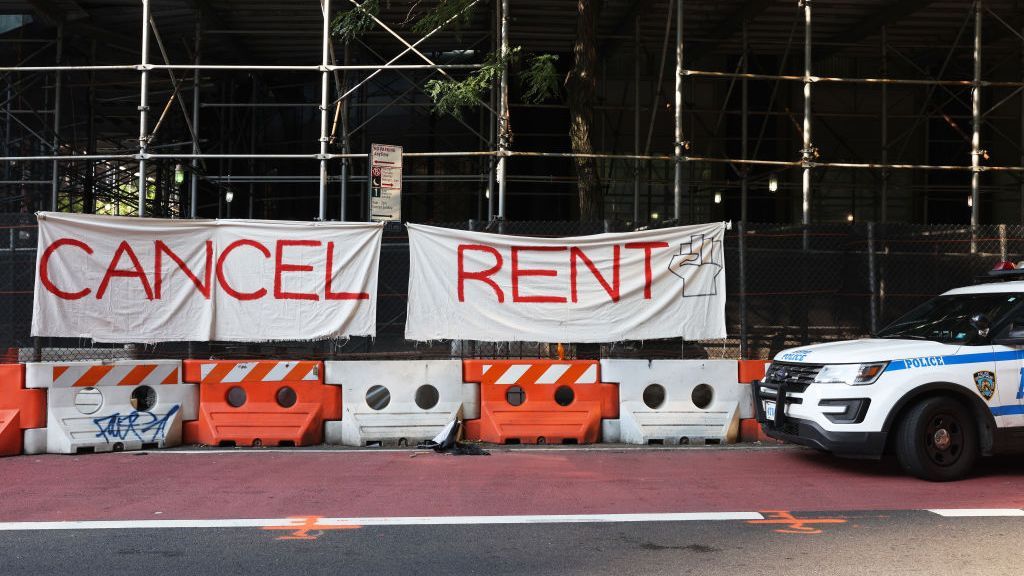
top-left (895, 396), bottom-right (977, 482)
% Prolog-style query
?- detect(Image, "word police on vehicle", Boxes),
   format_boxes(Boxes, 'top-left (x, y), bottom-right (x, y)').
top-left (755, 260), bottom-right (1024, 481)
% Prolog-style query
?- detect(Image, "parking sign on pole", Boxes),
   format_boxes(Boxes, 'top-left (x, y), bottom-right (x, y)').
top-left (370, 143), bottom-right (402, 222)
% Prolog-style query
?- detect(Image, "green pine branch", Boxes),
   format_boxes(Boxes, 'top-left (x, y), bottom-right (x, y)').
top-left (411, 0), bottom-right (475, 35)
top-left (425, 47), bottom-right (520, 119)
top-left (521, 54), bottom-right (560, 104)
top-left (331, 0), bottom-right (380, 43)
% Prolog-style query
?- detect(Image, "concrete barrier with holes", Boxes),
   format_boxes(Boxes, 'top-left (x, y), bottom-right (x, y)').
top-left (599, 359), bottom-right (743, 445)
top-left (25, 360), bottom-right (196, 454)
top-left (324, 360), bottom-right (474, 447)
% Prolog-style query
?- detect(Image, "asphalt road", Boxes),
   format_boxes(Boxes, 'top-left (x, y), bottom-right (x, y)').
top-left (2, 511), bottom-right (1022, 575)
top-left (1, 446), bottom-right (1023, 575)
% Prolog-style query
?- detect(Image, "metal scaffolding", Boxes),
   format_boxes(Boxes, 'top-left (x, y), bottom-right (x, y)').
top-left (1, 0), bottom-right (1023, 228)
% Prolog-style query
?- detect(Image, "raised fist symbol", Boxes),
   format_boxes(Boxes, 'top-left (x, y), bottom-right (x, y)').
top-left (668, 233), bottom-right (723, 297)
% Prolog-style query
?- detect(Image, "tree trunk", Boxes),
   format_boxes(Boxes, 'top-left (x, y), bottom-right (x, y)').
top-left (566, 0), bottom-right (602, 220)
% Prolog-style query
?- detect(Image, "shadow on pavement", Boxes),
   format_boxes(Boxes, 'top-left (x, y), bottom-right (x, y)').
top-left (787, 446), bottom-right (1024, 481)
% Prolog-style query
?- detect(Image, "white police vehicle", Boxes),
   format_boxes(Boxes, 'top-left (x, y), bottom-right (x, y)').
top-left (754, 262), bottom-right (1024, 481)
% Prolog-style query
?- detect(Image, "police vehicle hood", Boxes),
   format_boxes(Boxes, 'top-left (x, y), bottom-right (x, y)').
top-left (773, 339), bottom-right (956, 365)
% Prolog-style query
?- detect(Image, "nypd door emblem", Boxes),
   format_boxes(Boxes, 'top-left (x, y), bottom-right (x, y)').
top-left (974, 371), bottom-right (996, 401)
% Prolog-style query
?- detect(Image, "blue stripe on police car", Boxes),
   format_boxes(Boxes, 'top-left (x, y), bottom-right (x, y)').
top-left (886, 350), bottom-right (1024, 372)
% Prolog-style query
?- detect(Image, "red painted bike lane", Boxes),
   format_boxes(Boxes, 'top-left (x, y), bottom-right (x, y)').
top-left (1, 447), bottom-right (1023, 522)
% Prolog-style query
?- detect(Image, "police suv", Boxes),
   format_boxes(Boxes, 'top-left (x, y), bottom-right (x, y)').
top-left (754, 262), bottom-right (1024, 481)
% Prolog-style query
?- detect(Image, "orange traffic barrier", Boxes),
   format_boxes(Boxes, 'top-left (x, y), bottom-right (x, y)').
top-left (738, 359), bottom-right (776, 443)
top-left (739, 418), bottom-right (775, 443)
top-left (0, 364), bottom-right (45, 457)
top-left (462, 360), bottom-right (617, 445)
top-left (738, 359), bottom-right (770, 385)
top-left (182, 360), bottom-right (340, 447)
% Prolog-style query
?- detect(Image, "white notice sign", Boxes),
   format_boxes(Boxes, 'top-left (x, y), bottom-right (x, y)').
top-left (370, 143), bottom-right (402, 222)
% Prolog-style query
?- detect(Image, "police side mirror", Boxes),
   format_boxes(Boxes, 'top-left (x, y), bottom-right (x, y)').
top-left (994, 320), bottom-right (1024, 345)
top-left (970, 314), bottom-right (991, 337)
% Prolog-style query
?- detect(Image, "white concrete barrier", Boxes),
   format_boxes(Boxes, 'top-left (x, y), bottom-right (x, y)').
top-left (21, 428), bottom-right (47, 455)
top-left (600, 359), bottom-right (742, 445)
top-left (26, 360), bottom-right (197, 454)
top-left (324, 360), bottom-right (474, 447)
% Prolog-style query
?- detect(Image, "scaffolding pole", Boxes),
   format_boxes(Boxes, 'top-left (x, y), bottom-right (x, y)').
top-left (249, 80), bottom-right (256, 218)
top-left (0, 63), bottom-right (480, 72)
top-left (496, 0), bottom-right (509, 220)
top-left (634, 15), bottom-right (640, 225)
top-left (486, 0), bottom-right (497, 220)
top-left (187, 20), bottom-right (199, 361)
top-left (486, 104), bottom-right (496, 214)
top-left (318, 0), bottom-right (331, 221)
top-left (971, 0), bottom-right (982, 235)
top-left (801, 0), bottom-right (812, 229)
top-left (49, 23), bottom-right (61, 211)
top-left (138, 0), bottom-right (151, 217)
top-left (16, 150), bottom-right (1024, 172)
top-left (678, 69), bottom-right (1024, 87)
top-left (741, 21), bottom-right (748, 225)
top-left (85, 40), bottom-right (96, 214)
top-left (190, 19), bottom-right (201, 218)
top-left (673, 0), bottom-right (684, 222)
top-left (881, 25), bottom-right (888, 223)
top-left (739, 20), bottom-right (748, 359)
top-left (340, 41), bottom-right (350, 222)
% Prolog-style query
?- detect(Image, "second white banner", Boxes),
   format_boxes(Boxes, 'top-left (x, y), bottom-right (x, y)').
top-left (405, 222), bottom-right (727, 343)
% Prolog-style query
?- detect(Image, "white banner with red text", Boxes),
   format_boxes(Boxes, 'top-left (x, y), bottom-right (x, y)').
top-left (32, 212), bottom-right (382, 342)
top-left (405, 222), bottom-right (727, 343)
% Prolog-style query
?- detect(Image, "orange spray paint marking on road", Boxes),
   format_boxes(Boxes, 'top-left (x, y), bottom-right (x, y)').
top-left (748, 510), bottom-right (847, 535)
top-left (262, 516), bottom-right (362, 540)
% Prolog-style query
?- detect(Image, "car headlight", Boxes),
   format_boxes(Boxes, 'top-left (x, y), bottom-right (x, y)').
top-left (813, 362), bottom-right (888, 386)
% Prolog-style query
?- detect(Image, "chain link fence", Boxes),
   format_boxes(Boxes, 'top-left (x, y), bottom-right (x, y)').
top-left (732, 221), bottom-right (1021, 358)
top-left (1, 213), bottom-right (1014, 362)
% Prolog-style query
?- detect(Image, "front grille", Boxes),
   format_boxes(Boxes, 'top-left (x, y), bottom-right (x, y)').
top-left (758, 391), bottom-right (802, 405)
top-left (763, 362), bottom-right (823, 394)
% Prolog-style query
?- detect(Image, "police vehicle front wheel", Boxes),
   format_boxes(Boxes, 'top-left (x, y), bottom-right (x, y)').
top-left (895, 396), bottom-right (978, 482)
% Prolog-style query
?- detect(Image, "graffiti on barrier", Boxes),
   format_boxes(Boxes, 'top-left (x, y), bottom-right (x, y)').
top-left (93, 404), bottom-right (180, 443)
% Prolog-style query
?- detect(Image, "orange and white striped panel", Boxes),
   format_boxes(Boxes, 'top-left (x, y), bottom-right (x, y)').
top-left (478, 362), bottom-right (599, 386)
top-left (27, 361), bottom-right (182, 389)
top-left (198, 361), bottom-right (320, 384)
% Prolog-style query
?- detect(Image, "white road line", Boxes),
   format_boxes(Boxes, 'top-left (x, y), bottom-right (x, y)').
top-left (320, 512), bottom-right (766, 525)
top-left (0, 519), bottom-right (291, 531)
top-left (5, 510), bottom-right (1023, 531)
top-left (927, 509), bottom-right (1024, 517)
top-left (0, 512), bottom-right (764, 531)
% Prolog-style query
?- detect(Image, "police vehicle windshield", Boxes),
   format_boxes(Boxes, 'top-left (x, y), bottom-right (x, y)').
top-left (876, 292), bottom-right (1024, 344)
